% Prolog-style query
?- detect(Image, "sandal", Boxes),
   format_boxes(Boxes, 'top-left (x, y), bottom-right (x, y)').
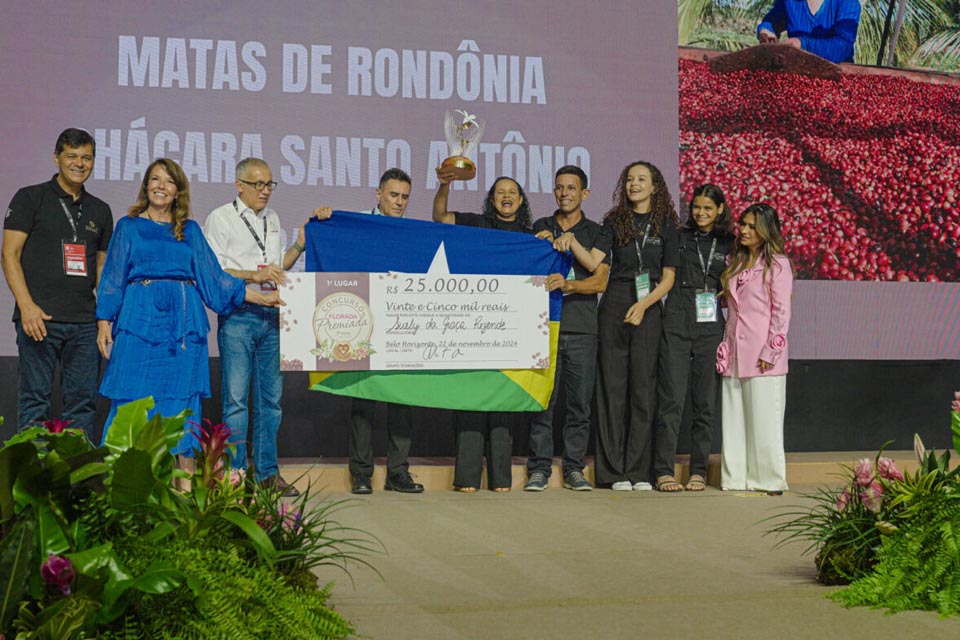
top-left (656, 475), bottom-right (683, 492)
top-left (685, 475), bottom-right (706, 492)
top-left (454, 486), bottom-right (478, 493)
top-left (492, 487), bottom-right (511, 493)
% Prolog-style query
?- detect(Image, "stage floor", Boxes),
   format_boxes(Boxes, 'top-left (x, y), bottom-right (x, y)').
top-left (314, 484), bottom-right (960, 639)
top-left (277, 450), bottom-right (926, 494)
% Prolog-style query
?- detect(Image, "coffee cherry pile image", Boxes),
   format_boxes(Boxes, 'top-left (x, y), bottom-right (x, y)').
top-left (679, 59), bottom-right (960, 281)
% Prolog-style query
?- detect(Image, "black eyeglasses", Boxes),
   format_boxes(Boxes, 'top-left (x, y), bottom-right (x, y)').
top-left (238, 179), bottom-right (278, 191)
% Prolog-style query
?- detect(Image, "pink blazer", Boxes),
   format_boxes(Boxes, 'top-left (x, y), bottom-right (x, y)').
top-left (717, 254), bottom-right (792, 379)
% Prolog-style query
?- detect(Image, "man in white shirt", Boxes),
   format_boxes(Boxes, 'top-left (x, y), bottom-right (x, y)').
top-left (204, 158), bottom-right (306, 497)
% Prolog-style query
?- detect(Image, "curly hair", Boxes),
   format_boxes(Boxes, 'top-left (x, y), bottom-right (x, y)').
top-left (687, 183), bottom-right (734, 239)
top-left (127, 158), bottom-right (192, 241)
top-left (481, 176), bottom-right (532, 229)
top-left (604, 161), bottom-right (678, 246)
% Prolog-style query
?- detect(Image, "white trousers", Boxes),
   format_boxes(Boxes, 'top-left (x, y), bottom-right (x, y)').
top-left (720, 375), bottom-right (788, 492)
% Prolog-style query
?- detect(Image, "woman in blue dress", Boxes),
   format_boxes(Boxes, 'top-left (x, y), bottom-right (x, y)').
top-left (95, 158), bottom-right (281, 456)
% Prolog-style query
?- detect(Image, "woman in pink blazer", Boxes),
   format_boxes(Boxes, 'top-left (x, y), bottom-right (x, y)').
top-left (716, 203), bottom-right (792, 494)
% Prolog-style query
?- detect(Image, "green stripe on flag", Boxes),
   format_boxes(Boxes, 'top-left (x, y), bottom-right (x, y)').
top-left (310, 369), bottom-right (546, 412)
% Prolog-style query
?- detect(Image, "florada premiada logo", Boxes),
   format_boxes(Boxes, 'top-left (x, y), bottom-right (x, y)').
top-left (311, 292), bottom-right (375, 363)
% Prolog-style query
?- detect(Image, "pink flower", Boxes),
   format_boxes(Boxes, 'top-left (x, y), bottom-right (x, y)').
top-left (280, 503), bottom-right (303, 533)
top-left (257, 503), bottom-right (302, 534)
top-left (860, 481), bottom-right (884, 513)
top-left (41, 554), bottom-right (74, 595)
top-left (836, 488), bottom-right (850, 512)
top-left (952, 391), bottom-right (960, 413)
top-left (853, 458), bottom-right (873, 487)
top-left (194, 419), bottom-right (232, 488)
top-left (877, 457), bottom-right (904, 482)
top-left (229, 469), bottom-right (245, 488)
top-left (41, 419), bottom-right (73, 434)
top-left (716, 342), bottom-right (730, 374)
top-left (769, 335), bottom-right (787, 351)
top-left (198, 419), bottom-right (232, 461)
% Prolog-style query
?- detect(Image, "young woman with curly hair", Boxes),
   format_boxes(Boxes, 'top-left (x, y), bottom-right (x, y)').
top-left (595, 161), bottom-right (680, 491)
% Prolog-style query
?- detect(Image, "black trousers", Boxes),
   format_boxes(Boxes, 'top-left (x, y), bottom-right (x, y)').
top-left (349, 398), bottom-right (413, 478)
top-left (526, 332), bottom-right (597, 478)
top-left (453, 410), bottom-right (520, 489)
top-left (594, 285), bottom-right (662, 486)
top-left (654, 298), bottom-right (723, 479)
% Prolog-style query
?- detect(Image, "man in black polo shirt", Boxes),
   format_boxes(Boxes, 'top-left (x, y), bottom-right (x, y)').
top-left (2, 128), bottom-right (114, 437)
top-left (524, 166), bottom-right (612, 491)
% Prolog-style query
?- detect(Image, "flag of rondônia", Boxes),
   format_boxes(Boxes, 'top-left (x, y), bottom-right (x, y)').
top-left (302, 211), bottom-right (571, 411)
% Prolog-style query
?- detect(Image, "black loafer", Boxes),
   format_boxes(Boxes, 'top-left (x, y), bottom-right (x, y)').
top-left (352, 475), bottom-right (373, 495)
top-left (384, 473), bottom-right (424, 494)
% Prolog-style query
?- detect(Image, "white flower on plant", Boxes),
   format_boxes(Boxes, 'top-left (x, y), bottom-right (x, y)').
top-left (913, 433), bottom-right (926, 463)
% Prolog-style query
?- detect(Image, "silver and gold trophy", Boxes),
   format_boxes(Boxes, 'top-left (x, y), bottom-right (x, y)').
top-left (441, 109), bottom-right (485, 181)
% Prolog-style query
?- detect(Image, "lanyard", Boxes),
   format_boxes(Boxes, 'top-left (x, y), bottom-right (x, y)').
top-left (632, 219), bottom-right (651, 272)
top-left (58, 198), bottom-right (81, 242)
top-left (234, 200), bottom-right (268, 262)
top-left (695, 235), bottom-right (717, 292)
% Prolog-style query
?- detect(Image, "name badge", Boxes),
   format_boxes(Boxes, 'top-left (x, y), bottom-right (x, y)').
top-left (634, 270), bottom-right (651, 301)
top-left (62, 241), bottom-right (87, 277)
top-left (258, 264), bottom-right (277, 291)
top-left (695, 290), bottom-right (718, 323)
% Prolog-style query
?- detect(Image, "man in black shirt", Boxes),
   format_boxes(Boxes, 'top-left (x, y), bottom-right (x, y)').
top-left (524, 166), bottom-right (612, 491)
top-left (2, 128), bottom-right (114, 437)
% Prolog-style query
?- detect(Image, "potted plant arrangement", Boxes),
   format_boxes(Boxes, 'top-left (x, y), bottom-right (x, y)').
top-left (767, 391), bottom-right (960, 616)
top-left (0, 397), bottom-right (379, 639)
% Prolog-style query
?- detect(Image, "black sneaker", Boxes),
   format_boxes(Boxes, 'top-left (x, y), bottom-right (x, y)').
top-left (563, 470), bottom-right (593, 491)
top-left (384, 472), bottom-right (424, 493)
top-left (261, 475), bottom-right (301, 498)
top-left (352, 475), bottom-right (373, 495)
top-left (523, 470), bottom-right (549, 492)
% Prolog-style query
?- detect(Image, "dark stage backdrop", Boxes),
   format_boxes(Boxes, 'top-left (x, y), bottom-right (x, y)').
top-left (0, 357), bottom-right (956, 456)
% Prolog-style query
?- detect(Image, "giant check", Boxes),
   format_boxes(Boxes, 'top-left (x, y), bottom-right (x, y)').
top-left (280, 272), bottom-right (550, 371)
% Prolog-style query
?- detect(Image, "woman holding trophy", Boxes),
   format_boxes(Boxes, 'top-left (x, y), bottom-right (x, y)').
top-left (432, 110), bottom-right (533, 492)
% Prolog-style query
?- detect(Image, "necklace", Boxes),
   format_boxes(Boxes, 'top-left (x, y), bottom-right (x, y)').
top-left (147, 211), bottom-right (172, 224)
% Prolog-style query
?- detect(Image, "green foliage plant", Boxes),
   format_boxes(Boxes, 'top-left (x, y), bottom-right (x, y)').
top-left (768, 390), bottom-right (960, 616)
top-left (764, 448), bottom-right (903, 585)
top-left (0, 398), bottom-right (372, 639)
